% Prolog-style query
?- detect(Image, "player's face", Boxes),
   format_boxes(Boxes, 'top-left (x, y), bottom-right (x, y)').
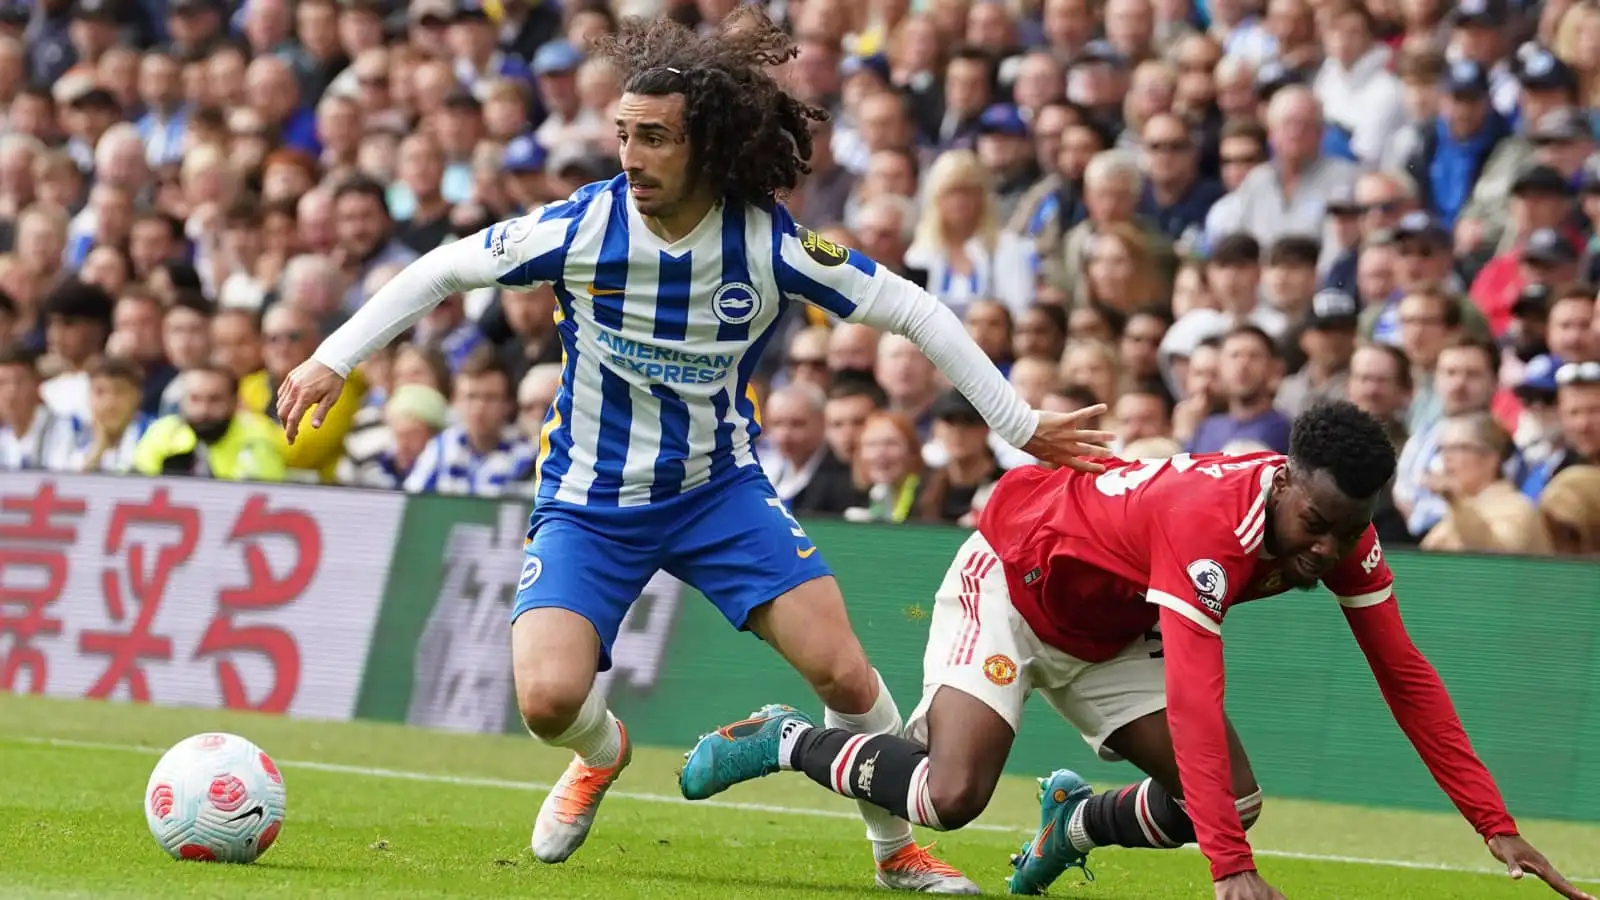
top-left (1270, 467), bottom-right (1373, 588)
top-left (616, 92), bottom-right (694, 217)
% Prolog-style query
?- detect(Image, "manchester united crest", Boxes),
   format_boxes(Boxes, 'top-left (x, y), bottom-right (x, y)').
top-left (983, 654), bottom-right (1018, 686)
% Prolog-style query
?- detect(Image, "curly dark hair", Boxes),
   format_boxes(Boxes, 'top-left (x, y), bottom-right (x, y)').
top-left (1288, 400), bottom-right (1397, 500)
top-left (593, 7), bottom-right (826, 204)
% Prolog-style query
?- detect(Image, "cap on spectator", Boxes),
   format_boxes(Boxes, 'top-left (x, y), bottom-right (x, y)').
top-left (1447, 0), bottom-right (1507, 28)
top-left (1511, 282), bottom-right (1552, 317)
top-left (1304, 288), bottom-right (1360, 331)
top-left (930, 388), bottom-right (985, 426)
top-left (839, 53), bottom-right (891, 84)
top-left (1326, 184), bottom-right (1360, 216)
top-left (1517, 47), bottom-right (1576, 91)
top-left (1511, 164), bottom-right (1570, 197)
top-left (533, 40), bottom-right (583, 76)
top-left (68, 87), bottom-right (120, 112)
top-left (73, 0), bottom-right (118, 20)
top-left (1516, 353), bottom-right (1562, 398)
top-left (1442, 59), bottom-right (1490, 96)
top-left (504, 135), bottom-right (546, 173)
top-left (1393, 210), bottom-right (1450, 244)
top-left (1158, 308), bottom-right (1233, 361)
top-left (548, 143), bottom-right (608, 180)
top-left (1253, 60), bottom-right (1306, 101)
top-left (1530, 107), bottom-right (1594, 144)
top-left (1207, 232), bottom-right (1262, 266)
top-left (1558, 360), bottom-right (1600, 386)
top-left (1072, 40), bottom-right (1127, 70)
top-left (1522, 228), bottom-right (1578, 265)
top-left (451, 0), bottom-right (490, 20)
top-left (387, 384), bottom-right (450, 431)
top-left (977, 104), bottom-right (1028, 138)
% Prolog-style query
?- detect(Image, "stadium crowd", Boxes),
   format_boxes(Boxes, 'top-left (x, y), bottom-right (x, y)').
top-left (0, 0), bottom-right (1598, 555)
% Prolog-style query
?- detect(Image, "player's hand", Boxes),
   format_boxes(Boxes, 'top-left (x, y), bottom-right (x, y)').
top-left (275, 359), bottom-right (345, 445)
top-left (1488, 834), bottom-right (1595, 900)
top-left (1214, 871), bottom-right (1288, 900)
top-left (1021, 404), bottom-right (1114, 473)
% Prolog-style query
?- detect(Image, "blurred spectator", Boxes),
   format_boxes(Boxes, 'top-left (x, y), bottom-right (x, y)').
top-left (72, 356), bottom-right (149, 472)
top-left (784, 325), bottom-right (833, 394)
top-left (210, 307), bottom-right (265, 383)
top-left (1189, 325), bottom-right (1291, 452)
top-left (333, 175), bottom-right (418, 310)
top-left (134, 364), bottom-right (286, 481)
top-left (919, 389), bottom-right (1003, 525)
top-left (1395, 336), bottom-right (1500, 539)
top-left (904, 149), bottom-right (1033, 315)
top-left (1277, 287), bottom-right (1358, 415)
top-left (1137, 111), bottom-right (1224, 244)
top-left (761, 381), bottom-right (858, 515)
top-left (1013, 303), bottom-right (1068, 362)
top-left (1346, 342), bottom-right (1415, 450)
top-left (1420, 411), bottom-right (1552, 552)
top-left (403, 348), bottom-right (532, 497)
top-left (1113, 379), bottom-right (1174, 449)
top-left (844, 410), bottom-right (925, 524)
top-left (241, 303), bottom-right (366, 482)
top-left (1394, 285), bottom-right (1463, 434)
top-left (1314, 3), bottom-right (1405, 166)
top-left (875, 333), bottom-right (942, 438)
top-left (0, 345), bottom-right (78, 469)
top-left (1539, 464), bottom-right (1600, 554)
top-left (338, 382), bottom-right (449, 489)
top-left (516, 362), bottom-right (561, 441)
top-left (156, 293), bottom-right (213, 414)
top-left (39, 278), bottom-right (114, 419)
top-left (827, 322), bottom-right (879, 379)
top-left (1210, 86), bottom-right (1358, 245)
top-left (108, 287), bottom-right (176, 415)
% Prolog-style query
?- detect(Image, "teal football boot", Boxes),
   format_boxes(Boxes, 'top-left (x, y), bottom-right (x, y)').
top-left (680, 704), bottom-right (811, 801)
top-left (1007, 769), bottom-right (1095, 895)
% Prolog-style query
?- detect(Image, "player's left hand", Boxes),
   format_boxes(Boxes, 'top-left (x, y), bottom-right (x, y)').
top-left (1022, 405), bottom-right (1115, 474)
top-left (276, 359), bottom-right (346, 445)
top-left (1487, 834), bottom-right (1595, 900)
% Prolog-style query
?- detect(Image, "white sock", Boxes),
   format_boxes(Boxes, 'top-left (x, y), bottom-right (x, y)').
top-left (543, 685), bottom-right (622, 769)
top-left (1066, 799), bottom-right (1096, 854)
top-left (777, 718), bottom-right (811, 770)
top-left (825, 669), bottom-right (915, 862)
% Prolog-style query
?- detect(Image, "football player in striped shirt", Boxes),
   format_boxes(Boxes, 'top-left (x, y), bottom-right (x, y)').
top-left (275, 9), bottom-right (1110, 893)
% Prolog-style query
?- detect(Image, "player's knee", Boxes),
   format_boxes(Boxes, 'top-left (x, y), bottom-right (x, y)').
top-left (807, 652), bottom-right (876, 714)
top-left (925, 769), bottom-right (992, 831)
top-left (516, 675), bottom-right (590, 739)
top-left (1236, 788), bottom-right (1264, 831)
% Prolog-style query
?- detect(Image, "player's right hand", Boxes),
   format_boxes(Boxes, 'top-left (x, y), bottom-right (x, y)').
top-left (275, 359), bottom-right (346, 445)
top-left (1214, 871), bottom-right (1288, 900)
top-left (1021, 404), bottom-right (1114, 473)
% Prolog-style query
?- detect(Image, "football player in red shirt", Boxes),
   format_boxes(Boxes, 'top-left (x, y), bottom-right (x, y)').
top-left (679, 402), bottom-right (1590, 900)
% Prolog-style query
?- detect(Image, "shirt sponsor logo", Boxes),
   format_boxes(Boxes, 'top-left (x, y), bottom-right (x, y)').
top-left (1361, 539), bottom-right (1383, 575)
top-left (595, 331), bottom-right (736, 385)
top-left (798, 226), bottom-right (849, 267)
top-left (1186, 558), bottom-right (1228, 615)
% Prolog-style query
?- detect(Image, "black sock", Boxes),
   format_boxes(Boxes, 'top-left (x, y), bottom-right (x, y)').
top-left (1070, 779), bottom-right (1264, 853)
top-left (784, 724), bottom-right (944, 828)
top-left (1074, 778), bottom-right (1195, 850)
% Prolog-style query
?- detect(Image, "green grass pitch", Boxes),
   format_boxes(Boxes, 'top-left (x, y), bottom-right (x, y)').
top-left (1, 693), bottom-right (1597, 898)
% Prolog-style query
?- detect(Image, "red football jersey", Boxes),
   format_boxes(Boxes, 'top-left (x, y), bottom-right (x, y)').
top-left (978, 451), bottom-right (1395, 662)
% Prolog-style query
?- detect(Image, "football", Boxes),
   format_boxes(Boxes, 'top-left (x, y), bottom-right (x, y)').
top-left (144, 733), bottom-right (287, 863)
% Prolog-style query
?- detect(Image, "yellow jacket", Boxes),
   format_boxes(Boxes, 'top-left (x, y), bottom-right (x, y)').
top-left (239, 368), bottom-right (368, 483)
top-left (133, 411), bottom-right (287, 482)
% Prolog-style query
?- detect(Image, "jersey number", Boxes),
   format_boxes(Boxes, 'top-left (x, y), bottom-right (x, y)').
top-left (1095, 453), bottom-right (1201, 496)
top-left (767, 498), bottom-right (808, 538)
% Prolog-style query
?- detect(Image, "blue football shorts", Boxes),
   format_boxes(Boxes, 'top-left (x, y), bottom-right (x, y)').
top-left (510, 465), bottom-right (833, 670)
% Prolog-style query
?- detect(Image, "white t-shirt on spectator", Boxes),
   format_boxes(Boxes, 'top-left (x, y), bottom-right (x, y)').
top-left (0, 405), bottom-right (82, 471)
top-left (903, 231), bottom-right (1036, 319)
top-left (41, 371), bottom-right (90, 420)
top-left (1314, 45), bottom-right (1407, 166)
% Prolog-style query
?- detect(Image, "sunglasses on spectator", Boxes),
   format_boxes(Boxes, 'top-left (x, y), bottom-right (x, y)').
top-left (1362, 201), bottom-right (1404, 215)
top-left (1557, 360), bottom-right (1600, 385)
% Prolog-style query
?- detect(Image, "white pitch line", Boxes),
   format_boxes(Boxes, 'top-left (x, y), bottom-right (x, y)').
top-left (16, 735), bottom-right (1599, 885)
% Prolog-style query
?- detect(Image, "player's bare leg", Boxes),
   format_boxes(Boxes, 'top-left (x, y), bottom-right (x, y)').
top-left (729, 576), bottom-right (980, 893)
top-left (1010, 709), bottom-right (1262, 894)
top-left (513, 607), bottom-right (631, 864)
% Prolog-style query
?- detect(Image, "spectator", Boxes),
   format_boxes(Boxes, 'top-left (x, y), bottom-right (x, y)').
top-left (843, 410), bottom-right (925, 524)
top-left (1137, 111), bottom-right (1224, 244)
top-left (1113, 379), bottom-right (1175, 448)
top-left (919, 389), bottom-right (1004, 525)
top-left (516, 362), bottom-right (561, 441)
top-left (974, 104), bottom-right (1039, 222)
top-left (332, 175), bottom-right (419, 311)
top-left (904, 149), bottom-right (1033, 316)
top-left (822, 375), bottom-right (883, 476)
top-left (0, 345), bottom-right (78, 469)
top-left (1314, 2), bottom-right (1405, 166)
top-left (1346, 342), bottom-right (1415, 451)
top-left (1118, 304), bottom-right (1170, 388)
top-left (280, 253), bottom-right (349, 337)
top-left (1081, 222), bottom-right (1166, 313)
top-left (1013, 303), bottom-right (1068, 362)
top-left (1394, 285), bottom-right (1464, 435)
top-left (1050, 148), bottom-right (1177, 305)
top-left (1538, 464), bottom-right (1600, 554)
top-left (404, 348), bottom-right (532, 497)
top-left (39, 278), bottom-right (114, 419)
top-left (1278, 288), bottom-right (1359, 416)
top-left (875, 333), bottom-right (941, 438)
top-left (1394, 336), bottom-right (1500, 539)
top-left (108, 288), bottom-right (176, 416)
top-left (1257, 234), bottom-right (1320, 337)
top-left (1420, 411), bottom-right (1552, 552)
top-left (73, 356), bottom-right (149, 473)
top-left (1189, 325), bottom-right (1292, 452)
top-left (211, 307), bottom-right (265, 384)
top-left (242, 303), bottom-right (366, 482)
top-left (495, 285), bottom-right (562, 389)
top-left (1060, 337), bottom-right (1121, 405)
top-left (1397, 61), bottom-right (1509, 228)
top-left (156, 293), bottom-right (214, 415)
top-left (134, 364), bottom-right (286, 481)
top-left (338, 382), bottom-right (449, 489)
top-left (783, 325), bottom-right (833, 394)
top-left (761, 381), bottom-right (858, 515)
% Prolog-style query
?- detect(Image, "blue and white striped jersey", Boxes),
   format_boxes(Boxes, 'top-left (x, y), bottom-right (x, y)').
top-left (317, 176), bottom-right (1036, 509)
